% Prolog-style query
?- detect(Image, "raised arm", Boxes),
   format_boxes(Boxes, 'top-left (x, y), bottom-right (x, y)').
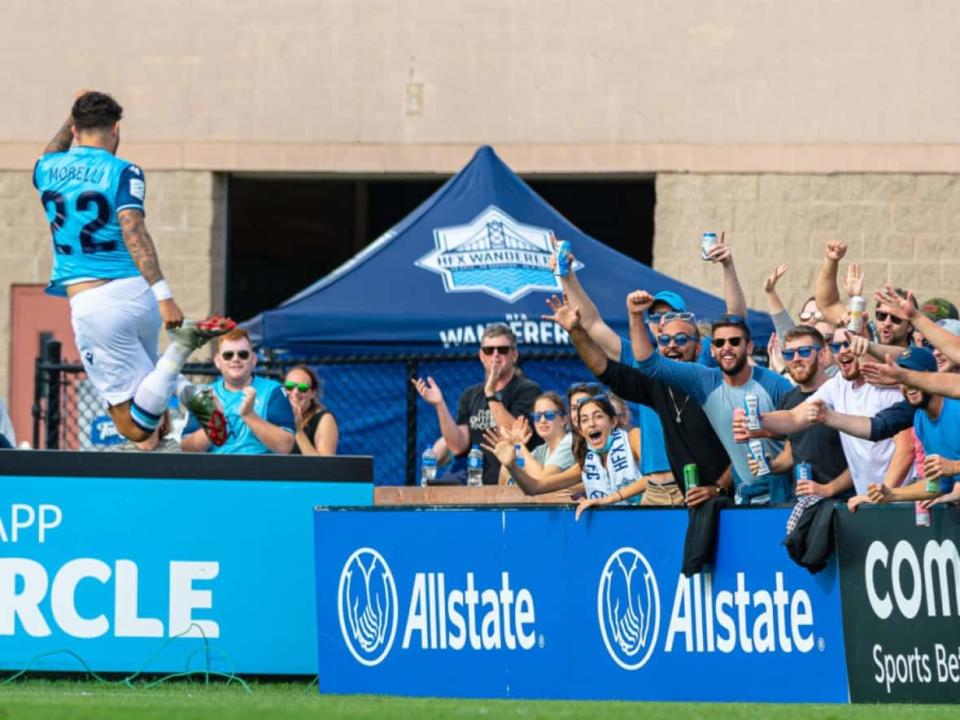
top-left (544, 294), bottom-right (609, 376)
top-left (552, 236), bottom-right (622, 360)
top-left (756, 402), bottom-right (812, 436)
top-left (42, 91), bottom-right (85, 155)
top-left (705, 232), bottom-right (747, 317)
top-left (626, 290), bottom-right (656, 363)
top-left (814, 241), bottom-right (849, 324)
top-left (412, 377), bottom-right (470, 455)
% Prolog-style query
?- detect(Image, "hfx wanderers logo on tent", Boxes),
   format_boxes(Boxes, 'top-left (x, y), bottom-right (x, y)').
top-left (416, 205), bottom-right (582, 303)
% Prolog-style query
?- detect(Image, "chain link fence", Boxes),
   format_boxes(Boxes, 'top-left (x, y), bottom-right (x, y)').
top-left (33, 340), bottom-right (591, 486)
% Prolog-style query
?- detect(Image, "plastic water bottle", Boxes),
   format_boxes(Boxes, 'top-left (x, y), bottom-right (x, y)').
top-left (467, 445), bottom-right (484, 487)
top-left (421, 448), bottom-right (437, 487)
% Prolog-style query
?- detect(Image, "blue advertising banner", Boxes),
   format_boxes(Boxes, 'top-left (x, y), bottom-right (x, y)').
top-left (314, 507), bottom-right (849, 702)
top-left (0, 475), bottom-right (371, 674)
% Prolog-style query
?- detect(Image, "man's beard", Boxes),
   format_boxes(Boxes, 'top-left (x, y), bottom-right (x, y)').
top-left (788, 359), bottom-right (818, 385)
top-left (720, 353), bottom-right (748, 376)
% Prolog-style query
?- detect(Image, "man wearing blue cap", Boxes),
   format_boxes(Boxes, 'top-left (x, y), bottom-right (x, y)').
top-left (808, 347), bottom-right (959, 504)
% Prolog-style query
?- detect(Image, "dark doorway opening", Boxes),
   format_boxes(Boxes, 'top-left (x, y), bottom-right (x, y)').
top-left (226, 175), bottom-right (655, 322)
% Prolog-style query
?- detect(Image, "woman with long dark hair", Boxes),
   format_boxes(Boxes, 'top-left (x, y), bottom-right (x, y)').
top-left (284, 365), bottom-right (339, 456)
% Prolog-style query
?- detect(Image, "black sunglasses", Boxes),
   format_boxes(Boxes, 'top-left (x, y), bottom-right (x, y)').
top-left (221, 350), bottom-right (251, 361)
top-left (875, 311), bottom-right (905, 326)
top-left (712, 337), bottom-right (744, 348)
top-left (782, 345), bottom-right (821, 361)
top-left (657, 333), bottom-right (694, 347)
top-left (481, 345), bottom-right (514, 356)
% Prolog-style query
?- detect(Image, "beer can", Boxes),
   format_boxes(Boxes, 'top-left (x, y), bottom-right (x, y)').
top-left (847, 296), bottom-right (866, 333)
top-left (744, 393), bottom-right (761, 431)
top-left (748, 439), bottom-right (771, 476)
top-left (915, 501), bottom-right (931, 528)
top-left (925, 455), bottom-right (940, 493)
top-left (554, 240), bottom-right (572, 277)
top-left (794, 463), bottom-right (812, 482)
top-left (700, 232), bottom-right (719, 260)
top-left (683, 463), bottom-right (700, 492)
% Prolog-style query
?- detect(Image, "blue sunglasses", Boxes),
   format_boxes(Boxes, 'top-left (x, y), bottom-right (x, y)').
top-left (657, 333), bottom-right (694, 347)
top-left (828, 341), bottom-right (851, 354)
top-left (531, 410), bottom-right (562, 422)
top-left (782, 345), bottom-right (821, 361)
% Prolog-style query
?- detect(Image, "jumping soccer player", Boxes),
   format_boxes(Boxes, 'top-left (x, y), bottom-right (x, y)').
top-left (34, 90), bottom-right (233, 445)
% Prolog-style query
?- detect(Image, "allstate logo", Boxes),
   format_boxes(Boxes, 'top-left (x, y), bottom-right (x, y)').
top-left (597, 547), bottom-right (661, 671)
top-left (338, 548), bottom-right (399, 667)
top-left (415, 205), bottom-right (582, 303)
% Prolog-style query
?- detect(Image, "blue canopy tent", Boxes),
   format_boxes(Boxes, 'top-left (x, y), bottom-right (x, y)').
top-left (244, 146), bottom-right (773, 484)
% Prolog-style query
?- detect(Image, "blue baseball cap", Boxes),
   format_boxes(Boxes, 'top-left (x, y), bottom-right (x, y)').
top-left (651, 291), bottom-right (687, 313)
top-left (896, 347), bottom-right (937, 373)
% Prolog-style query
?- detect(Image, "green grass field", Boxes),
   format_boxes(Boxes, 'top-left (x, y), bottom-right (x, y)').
top-left (0, 680), bottom-right (955, 720)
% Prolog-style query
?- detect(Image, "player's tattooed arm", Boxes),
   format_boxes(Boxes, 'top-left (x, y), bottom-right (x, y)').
top-left (118, 209), bottom-right (164, 285)
top-left (43, 116), bottom-right (74, 155)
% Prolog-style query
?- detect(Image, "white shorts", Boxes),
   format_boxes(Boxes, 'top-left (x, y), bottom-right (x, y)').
top-left (69, 276), bottom-right (161, 406)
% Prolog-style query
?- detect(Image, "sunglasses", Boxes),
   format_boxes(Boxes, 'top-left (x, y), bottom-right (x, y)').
top-left (568, 382), bottom-right (602, 395)
top-left (712, 336), bottom-right (744, 348)
top-left (781, 345), bottom-right (822, 361)
top-left (719, 313), bottom-right (746, 324)
top-left (221, 350), bottom-right (251, 361)
top-left (875, 311), bottom-right (905, 325)
top-left (657, 333), bottom-right (694, 347)
top-left (531, 410), bottom-right (562, 422)
top-left (576, 393), bottom-right (609, 407)
top-left (481, 345), bottom-right (514, 356)
top-left (798, 310), bottom-right (824, 323)
top-left (828, 341), bottom-right (851, 354)
top-left (284, 380), bottom-right (311, 392)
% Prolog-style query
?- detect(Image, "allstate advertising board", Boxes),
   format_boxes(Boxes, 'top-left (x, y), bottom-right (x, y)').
top-left (0, 475), bottom-right (370, 674)
top-left (314, 508), bottom-right (848, 702)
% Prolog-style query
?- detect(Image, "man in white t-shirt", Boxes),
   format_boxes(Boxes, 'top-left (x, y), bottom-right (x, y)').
top-left (749, 327), bottom-right (915, 510)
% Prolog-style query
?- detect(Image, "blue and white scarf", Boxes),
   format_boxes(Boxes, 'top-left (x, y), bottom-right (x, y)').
top-left (581, 428), bottom-right (641, 501)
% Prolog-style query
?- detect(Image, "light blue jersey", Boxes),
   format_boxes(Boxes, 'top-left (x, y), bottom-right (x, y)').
top-left (635, 352), bottom-right (794, 502)
top-left (184, 376), bottom-right (295, 454)
top-left (33, 146), bottom-right (144, 296)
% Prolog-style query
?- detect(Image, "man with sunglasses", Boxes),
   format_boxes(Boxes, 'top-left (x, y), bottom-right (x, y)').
top-left (814, 240), bottom-right (916, 347)
top-left (412, 324), bottom-right (540, 485)
top-left (734, 326), bottom-right (852, 501)
top-left (622, 292), bottom-right (794, 504)
top-left (181, 329), bottom-right (295, 454)
top-left (806, 348), bottom-right (959, 507)
top-left (753, 326), bottom-right (914, 509)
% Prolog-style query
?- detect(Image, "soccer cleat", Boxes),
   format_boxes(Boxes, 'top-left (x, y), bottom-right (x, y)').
top-left (181, 384), bottom-right (229, 447)
top-left (169, 315), bottom-right (237, 352)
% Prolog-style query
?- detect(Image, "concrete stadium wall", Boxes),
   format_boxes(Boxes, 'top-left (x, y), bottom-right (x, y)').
top-left (654, 174), bottom-right (960, 323)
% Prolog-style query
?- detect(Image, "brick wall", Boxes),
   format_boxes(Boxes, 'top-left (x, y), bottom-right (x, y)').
top-left (0, 170), bottom-right (224, 403)
top-left (653, 174), bottom-right (960, 321)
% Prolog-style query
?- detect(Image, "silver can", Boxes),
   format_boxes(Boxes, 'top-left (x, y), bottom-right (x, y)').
top-left (744, 393), bottom-right (761, 431)
top-left (847, 296), bottom-right (866, 333)
top-left (748, 439), bottom-right (771, 476)
top-left (700, 232), bottom-right (719, 260)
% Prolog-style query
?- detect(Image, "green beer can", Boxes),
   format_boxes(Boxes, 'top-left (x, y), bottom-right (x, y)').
top-left (683, 463), bottom-right (699, 492)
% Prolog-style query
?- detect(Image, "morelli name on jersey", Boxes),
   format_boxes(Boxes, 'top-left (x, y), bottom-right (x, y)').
top-left (33, 146), bottom-right (145, 295)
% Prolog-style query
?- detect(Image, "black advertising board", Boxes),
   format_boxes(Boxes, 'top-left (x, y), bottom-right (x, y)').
top-left (836, 504), bottom-right (960, 703)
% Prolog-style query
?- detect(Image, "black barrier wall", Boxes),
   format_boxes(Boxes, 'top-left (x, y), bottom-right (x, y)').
top-left (836, 504), bottom-right (960, 703)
